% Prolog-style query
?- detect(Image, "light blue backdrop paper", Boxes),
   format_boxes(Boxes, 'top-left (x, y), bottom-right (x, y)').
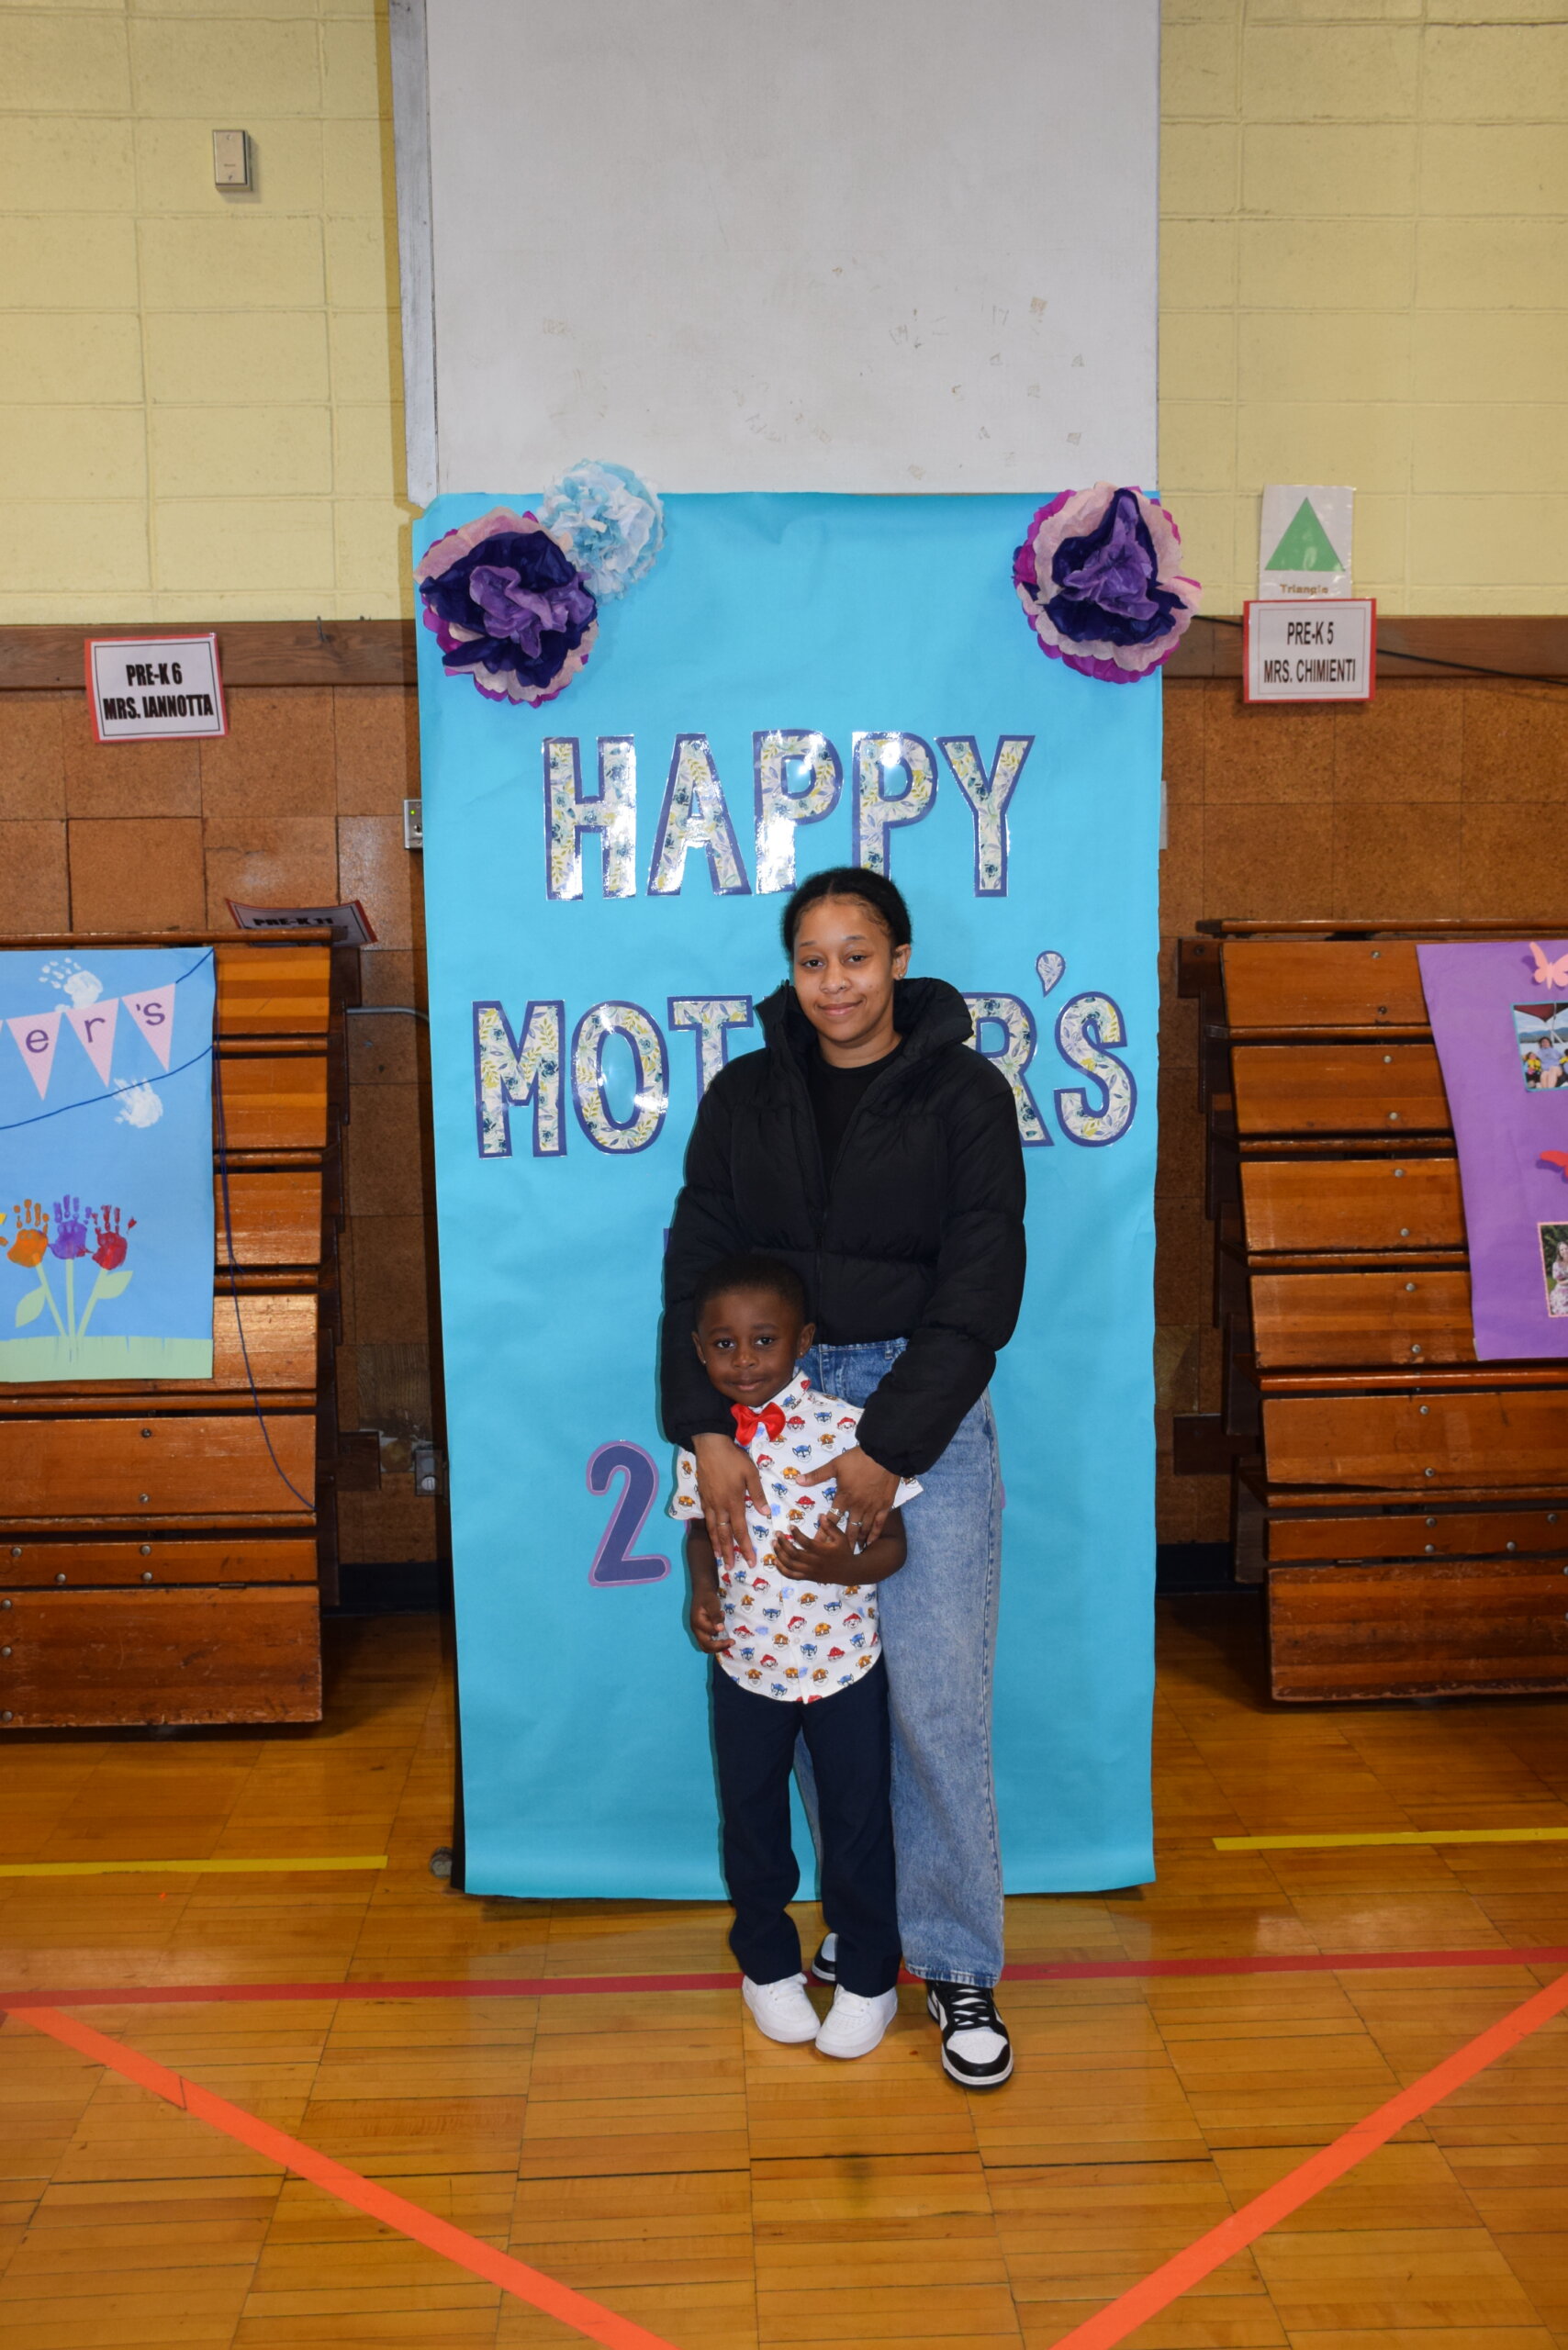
top-left (0, 946), bottom-right (216, 1380)
top-left (416, 494), bottom-right (1160, 1897)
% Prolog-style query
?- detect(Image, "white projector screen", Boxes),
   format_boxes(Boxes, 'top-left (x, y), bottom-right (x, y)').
top-left (410, 0), bottom-right (1159, 496)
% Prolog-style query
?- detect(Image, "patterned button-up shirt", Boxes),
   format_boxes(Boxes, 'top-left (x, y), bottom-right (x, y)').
top-left (669, 1372), bottom-right (921, 1704)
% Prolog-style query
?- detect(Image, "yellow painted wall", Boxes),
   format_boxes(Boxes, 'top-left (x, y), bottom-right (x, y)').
top-left (3, 1), bottom-right (1565, 622)
top-left (1161, 1), bottom-right (1568, 614)
top-left (0, 0), bottom-right (407, 622)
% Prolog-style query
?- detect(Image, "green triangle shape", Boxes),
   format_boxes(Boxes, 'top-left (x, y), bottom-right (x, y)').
top-left (1265, 497), bottom-right (1344, 574)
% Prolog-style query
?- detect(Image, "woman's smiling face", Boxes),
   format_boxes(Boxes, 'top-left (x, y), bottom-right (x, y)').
top-left (790, 894), bottom-right (911, 1066)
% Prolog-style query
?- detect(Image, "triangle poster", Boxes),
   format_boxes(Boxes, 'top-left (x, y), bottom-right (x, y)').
top-left (1265, 498), bottom-right (1344, 575)
top-left (1259, 483), bottom-right (1353, 599)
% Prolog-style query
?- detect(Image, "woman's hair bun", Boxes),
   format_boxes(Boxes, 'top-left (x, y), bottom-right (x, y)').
top-left (781, 867), bottom-right (913, 956)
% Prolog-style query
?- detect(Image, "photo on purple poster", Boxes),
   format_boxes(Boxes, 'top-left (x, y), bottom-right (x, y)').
top-left (1539, 1222), bottom-right (1568, 1317)
top-left (1512, 1002), bottom-right (1568, 1091)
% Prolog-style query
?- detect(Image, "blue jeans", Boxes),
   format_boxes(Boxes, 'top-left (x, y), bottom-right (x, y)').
top-left (798, 1338), bottom-right (1005, 1988)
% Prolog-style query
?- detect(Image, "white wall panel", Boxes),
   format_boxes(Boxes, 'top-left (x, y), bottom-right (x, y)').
top-left (420, 0), bottom-right (1159, 493)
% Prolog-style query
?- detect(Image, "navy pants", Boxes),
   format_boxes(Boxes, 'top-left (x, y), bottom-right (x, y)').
top-left (711, 1656), bottom-right (901, 1998)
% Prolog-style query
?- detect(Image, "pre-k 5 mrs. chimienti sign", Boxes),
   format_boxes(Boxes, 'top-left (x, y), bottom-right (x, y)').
top-left (1244, 599), bottom-right (1375, 704)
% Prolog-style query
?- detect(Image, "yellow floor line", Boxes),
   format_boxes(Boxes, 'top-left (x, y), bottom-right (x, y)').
top-left (0, 1855), bottom-right (389, 1878)
top-left (1215, 1828), bottom-right (1568, 1852)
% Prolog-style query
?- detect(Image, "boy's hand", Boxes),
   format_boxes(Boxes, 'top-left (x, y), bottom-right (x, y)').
top-left (776, 1514), bottom-right (855, 1575)
top-left (689, 1590), bottom-right (733, 1653)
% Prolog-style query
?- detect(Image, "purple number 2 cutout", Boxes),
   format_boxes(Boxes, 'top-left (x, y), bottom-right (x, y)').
top-left (586, 1441), bottom-right (672, 1587)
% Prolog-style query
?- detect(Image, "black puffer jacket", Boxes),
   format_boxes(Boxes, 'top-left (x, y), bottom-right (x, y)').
top-left (661, 977), bottom-right (1026, 1477)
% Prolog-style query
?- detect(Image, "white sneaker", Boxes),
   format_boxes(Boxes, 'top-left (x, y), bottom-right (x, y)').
top-left (815, 1985), bottom-right (899, 2059)
top-left (742, 1973), bottom-right (820, 2043)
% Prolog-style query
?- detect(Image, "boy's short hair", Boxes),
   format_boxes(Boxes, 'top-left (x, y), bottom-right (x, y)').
top-left (693, 1253), bottom-right (807, 1325)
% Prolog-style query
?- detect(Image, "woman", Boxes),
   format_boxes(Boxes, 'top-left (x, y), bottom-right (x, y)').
top-left (661, 866), bottom-right (1026, 2087)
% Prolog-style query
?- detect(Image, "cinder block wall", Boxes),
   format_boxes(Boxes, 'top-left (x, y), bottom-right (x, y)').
top-left (0, 0), bottom-right (408, 623)
top-left (5, 3), bottom-right (1567, 621)
top-left (1161, 4), bottom-right (1568, 614)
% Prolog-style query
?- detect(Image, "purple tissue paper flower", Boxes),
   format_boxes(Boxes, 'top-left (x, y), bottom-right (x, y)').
top-left (1014, 485), bottom-right (1200, 684)
top-left (415, 507), bottom-right (598, 706)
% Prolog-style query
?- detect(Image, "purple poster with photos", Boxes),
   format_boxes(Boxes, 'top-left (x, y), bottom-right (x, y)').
top-left (1418, 939), bottom-right (1568, 1360)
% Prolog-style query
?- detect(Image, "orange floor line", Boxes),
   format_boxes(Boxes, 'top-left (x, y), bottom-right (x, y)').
top-left (1046, 1963), bottom-right (1568, 2349)
top-left (15, 2005), bottom-right (683, 2350)
top-left (19, 1968), bottom-right (1568, 2350)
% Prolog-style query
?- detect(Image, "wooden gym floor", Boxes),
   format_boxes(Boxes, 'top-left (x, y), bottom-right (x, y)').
top-left (3, 1597), bottom-right (1567, 2350)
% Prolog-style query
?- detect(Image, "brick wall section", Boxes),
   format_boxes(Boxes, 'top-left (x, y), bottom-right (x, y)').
top-left (0, 679), bottom-right (436, 1571)
top-left (1160, 672), bottom-right (1568, 1542)
top-left (6, 672), bottom-right (1563, 1566)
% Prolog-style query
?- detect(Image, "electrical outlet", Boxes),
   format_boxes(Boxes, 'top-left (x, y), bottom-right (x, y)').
top-left (212, 129), bottom-right (252, 189)
top-left (411, 1441), bottom-right (446, 1497)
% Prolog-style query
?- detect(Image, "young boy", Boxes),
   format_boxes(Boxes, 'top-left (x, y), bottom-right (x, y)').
top-left (670, 1253), bottom-right (919, 2059)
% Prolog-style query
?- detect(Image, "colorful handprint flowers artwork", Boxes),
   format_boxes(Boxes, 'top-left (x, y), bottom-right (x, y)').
top-left (0, 945), bottom-right (217, 1383)
top-left (6, 1195), bottom-right (137, 1340)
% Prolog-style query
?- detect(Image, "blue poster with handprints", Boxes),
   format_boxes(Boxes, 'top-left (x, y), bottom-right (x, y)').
top-left (417, 493), bottom-right (1161, 1897)
top-left (0, 946), bottom-right (216, 1381)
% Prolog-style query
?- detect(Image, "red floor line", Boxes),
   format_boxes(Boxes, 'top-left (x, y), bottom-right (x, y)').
top-left (1017, 1944), bottom-right (1568, 1979)
top-left (1046, 1962), bottom-right (1568, 2350)
top-left (16, 2006), bottom-right (683, 2350)
top-left (3, 1943), bottom-right (1566, 2009)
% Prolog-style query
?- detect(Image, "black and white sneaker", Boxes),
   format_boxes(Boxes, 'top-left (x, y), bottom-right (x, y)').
top-left (925, 1981), bottom-right (1014, 2089)
top-left (810, 1932), bottom-right (838, 1985)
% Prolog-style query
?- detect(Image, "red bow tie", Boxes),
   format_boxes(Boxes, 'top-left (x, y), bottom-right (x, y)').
top-left (733, 1401), bottom-right (787, 1445)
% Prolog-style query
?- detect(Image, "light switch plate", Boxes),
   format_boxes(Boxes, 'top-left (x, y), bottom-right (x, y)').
top-left (403, 798), bottom-right (423, 851)
top-left (213, 129), bottom-right (251, 189)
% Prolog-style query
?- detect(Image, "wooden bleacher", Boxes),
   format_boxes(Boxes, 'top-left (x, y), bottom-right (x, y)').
top-left (1177, 923), bottom-right (1568, 1704)
top-left (0, 932), bottom-right (342, 1728)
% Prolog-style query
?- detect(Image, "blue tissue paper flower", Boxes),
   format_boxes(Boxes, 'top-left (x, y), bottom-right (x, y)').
top-left (537, 462), bottom-right (664, 600)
